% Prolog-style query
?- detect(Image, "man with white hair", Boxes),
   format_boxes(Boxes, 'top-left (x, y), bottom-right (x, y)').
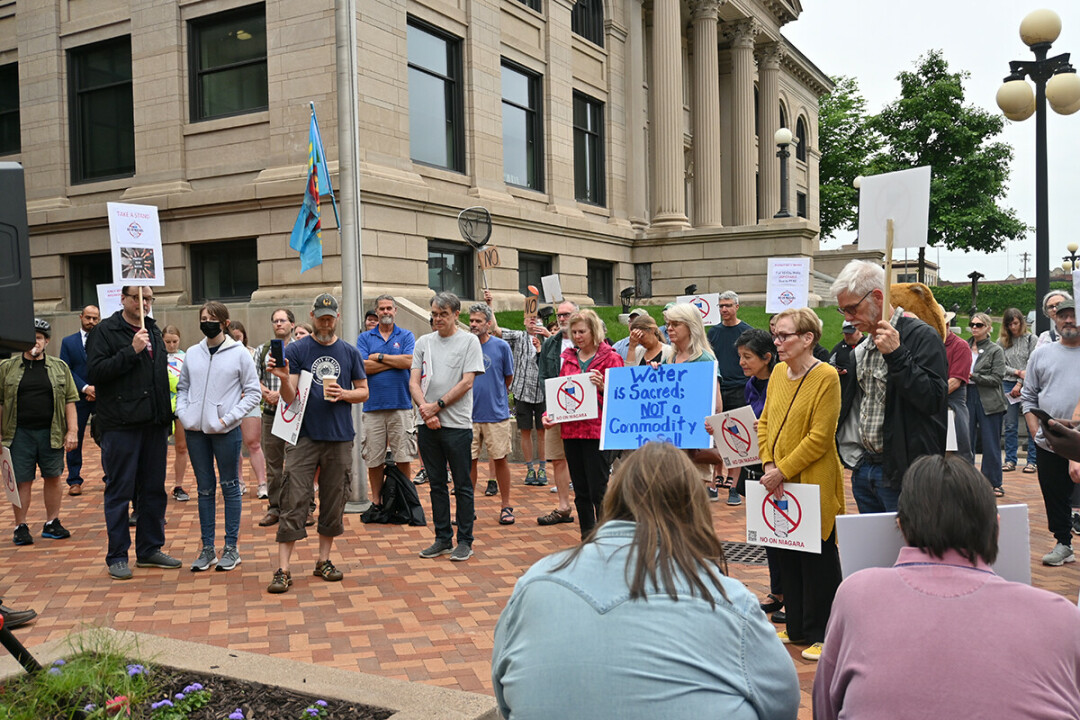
top-left (1036, 290), bottom-right (1072, 348)
top-left (831, 260), bottom-right (948, 513)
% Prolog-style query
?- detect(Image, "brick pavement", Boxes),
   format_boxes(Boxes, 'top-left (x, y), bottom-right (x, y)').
top-left (2, 449), bottom-right (1078, 718)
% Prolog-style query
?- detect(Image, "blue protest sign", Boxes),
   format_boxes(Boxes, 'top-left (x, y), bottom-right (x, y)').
top-left (599, 362), bottom-right (716, 450)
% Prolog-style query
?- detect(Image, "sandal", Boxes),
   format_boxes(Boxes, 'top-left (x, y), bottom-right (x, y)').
top-left (760, 593), bottom-right (784, 614)
top-left (1023, 464), bottom-right (1037, 474)
top-left (499, 507), bottom-right (516, 525)
top-left (1003, 461), bottom-right (1016, 472)
top-left (994, 486), bottom-right (1005, 497)
top-left (537, 507), bottom-right (574, 526)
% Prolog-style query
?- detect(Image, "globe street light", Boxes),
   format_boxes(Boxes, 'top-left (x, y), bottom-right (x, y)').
top-left (774, 128), bottom-right (794, 219)
top-left (996, 9), bottom-right (1080, 334)
top-left (1063, 241), bottom-right (1079, 271)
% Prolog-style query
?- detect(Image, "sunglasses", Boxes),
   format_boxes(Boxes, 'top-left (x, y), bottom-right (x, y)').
top-left (969, 322), bottom-right (986, 329)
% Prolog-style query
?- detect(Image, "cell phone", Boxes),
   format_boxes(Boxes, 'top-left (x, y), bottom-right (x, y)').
top-left (270, 338), bottom-right (284, 366)
top-left (1029, 407), bottom-right (1053, 424)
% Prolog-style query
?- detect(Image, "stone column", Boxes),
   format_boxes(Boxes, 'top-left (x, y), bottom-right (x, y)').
top-left (724, 18), bottom-right (758, 227)
top-left (649, 0), bottom-right (689, 228)
top-left (756, 43), bottom-right (784, 220)
top-left (690, 0), bottom-right (723, 227)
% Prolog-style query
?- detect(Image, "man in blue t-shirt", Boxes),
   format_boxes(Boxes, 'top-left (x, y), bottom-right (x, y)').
top-left (356, 294), bottom-right (415, 504)
top-left (267, 293), bottom-right (368, 594)
top-left (467, 303), bottom-right (515, 524)
top-left (706, 290), bottom-right (753, 506)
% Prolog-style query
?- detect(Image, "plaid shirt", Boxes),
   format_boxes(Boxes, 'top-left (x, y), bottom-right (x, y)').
top-left (255, 340), bottom-right (280, 414)
top-left (501, 329), bottom-right (544, 404)
top-left (855, 306), bottom-right (904, 455)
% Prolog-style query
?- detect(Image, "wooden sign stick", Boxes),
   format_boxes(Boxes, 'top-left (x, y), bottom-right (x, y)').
top-left (882, 218), bottom-right (894, 321)
top-left (138, 286), bottom-right (145, 329)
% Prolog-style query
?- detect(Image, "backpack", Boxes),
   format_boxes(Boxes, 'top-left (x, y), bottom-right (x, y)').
top-left (360, 464), bottom-right (427, 526)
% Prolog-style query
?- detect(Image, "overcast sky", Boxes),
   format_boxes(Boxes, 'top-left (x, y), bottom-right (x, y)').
top-left (784, 1), bottom-right (1080, 283)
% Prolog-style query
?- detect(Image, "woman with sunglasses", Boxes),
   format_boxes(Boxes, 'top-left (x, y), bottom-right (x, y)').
top-left (967, 312), bottom-right (1007, 496)
top-left (998, 308), bottom-right (1037, 473)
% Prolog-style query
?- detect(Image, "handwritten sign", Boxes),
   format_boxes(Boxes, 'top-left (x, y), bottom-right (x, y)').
top-left (1, 446), bottom-right (19, 508)
top-left (746, 481), bottom-right (821, 554)
top-left (524, 295), bottom-right (539, 320)
top-left (599, 362), bottom-right (716, 450)
top-left (541, 274), bottom-right (563, 304)
top-left (271, 370), bottom-right (313, 445)
top-left (107, 202), bottom-right (165, 286)
top-left (766, 258), bottom-right (810, 313)
top-left (707, 406), bottom-right (760, 468)
top-left (676, 293), bottom-right (720, 326)
top-left (545, 373), bottom-right (598, 423)
top-left (478, 246), bottom-right (500, 270)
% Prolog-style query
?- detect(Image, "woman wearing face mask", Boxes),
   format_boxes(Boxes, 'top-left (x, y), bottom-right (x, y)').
top-left (967, 312), bottom-right (1007, 496)
top-left (176, 302), bottom-right (260, 572)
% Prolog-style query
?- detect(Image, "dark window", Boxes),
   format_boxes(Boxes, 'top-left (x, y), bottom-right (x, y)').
top-left (0, 64), bottom-right (19, 155)
top-left (897, 273), bottom-right (917, 283)
top-left (69, 252), bottom-right (112, 311)
top-left (573, 92), bottom-right (605, 205)
top-left (68, 37), bottom-right (134, 183)
top-left (588, 260), bottom-right (613, 306)
top-left (779, 103), bottom-right (787, 135)
top-left (428, 239), bottom-right (473, 298)
top-left (796, 117), bottom-right (807, 162)
top-left (191, 239), bottom-right (258, 302)
top-left (754, 86), bottom-right (759, 137)
top-left (797, 191), bottom-right (807, 219)
top-left (571, 0), bottom-right (604, 47)
top-left (502, 62), bottom-right (543, 190)
top-left (408, 20), bottom-right (464, 172)
top-left (189, 5), bottom-right (268, 121)
top-left (516, 0), bottom-right (541, 10)
top-left (518, 252), bottom-right (552, 295)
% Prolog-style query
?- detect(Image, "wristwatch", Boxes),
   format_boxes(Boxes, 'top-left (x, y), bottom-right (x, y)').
top-left (437, 398), bottom-right (446, 409)
top-left (378, 353), bottom-right (384, 362)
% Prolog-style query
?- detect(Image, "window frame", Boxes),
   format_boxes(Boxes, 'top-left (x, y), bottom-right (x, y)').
top-left (796, 117), bottom-right (808, 162)
top-left (797, 191), bottom-right (807, 219)
top-left (407, 18), bottom-right (465, 173)
top-left (188, 4), bottom-right (268, 123)
top-left (68, 36), bottom-right (135, 184)
top-left (0, 63), bottom-right (19, 156)
top-left (500, 60), bottom-right (544, 191)
top-left (190, 238), bottom-right (259, 303)
top-left (587, 259), bottom-right (613, 306)
top-left (68, 252), bottom-right (113, 311)
top-left (570, 0), bottom-right (604, 48)
top-left (517, 252), bottom-right (553, 296)
top-left (427, 239), bottom-right (474, 298)
top-left (573, 91), bottom-right (606, 206)
top-left (515, 0), bottom-right (541, 10)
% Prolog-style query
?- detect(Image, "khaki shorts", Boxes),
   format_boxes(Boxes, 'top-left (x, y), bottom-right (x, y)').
top-left (544, 423), bottom-right (565, 461)
top-left (276, 436), bottom-right (352, 543)
top-left (471, 419), bottom-right (513, 460)
top-left (361, 408), bottom-right (414, 466)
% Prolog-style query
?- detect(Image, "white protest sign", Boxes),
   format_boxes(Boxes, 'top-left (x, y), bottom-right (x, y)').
top-left (541, 274), bottom-right (563, 304)
top-left (96, 283), bottom-right (153, 320)
top-left (708, 406), bottom-right (760, 468)
top-left (107, 202), bottom-right (165, 286)
top-left (271, 370), bottom-right (314, 445)
top-left (746, 482), bottom-right (821, 554)
top-left (545, 374), bottom-right (598, 423)
top-left (835, 504), bottom-right (1031, 585)
top-left (1073, 269), bottom-right (1079, 304)
top-left (946, 408), bottom-right (957, 452)
top-left (857, 166), bottom-right (931, 251)
top-left (676, 293), bottom-right (720, 326)
top-left (1, 446), bottom-right (19, 508)
top-left (765, 258), bottom-right (810, 313)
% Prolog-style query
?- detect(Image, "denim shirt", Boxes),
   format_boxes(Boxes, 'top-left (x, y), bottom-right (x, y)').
top-left (492, 520), bottom-right (800, 720)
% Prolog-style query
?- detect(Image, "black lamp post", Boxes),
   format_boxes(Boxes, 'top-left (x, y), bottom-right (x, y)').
top-left (968, 271), bottom-right (984, 318)
top-left (996, 9), bottom-right (1080, 334)
top-left (1063, 242), bottom-right (1079, 274)
top-left (773, 128), bottom-right (793, 219)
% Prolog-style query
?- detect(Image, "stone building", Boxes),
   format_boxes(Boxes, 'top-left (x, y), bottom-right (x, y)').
top-left (1, 0), bottom-right (831, 342)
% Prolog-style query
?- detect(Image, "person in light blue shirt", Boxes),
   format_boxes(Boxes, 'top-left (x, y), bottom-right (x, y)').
top-left (467, 303), bottom-right (515, 525)
top-left (492, 442), bottom-right (799, 720)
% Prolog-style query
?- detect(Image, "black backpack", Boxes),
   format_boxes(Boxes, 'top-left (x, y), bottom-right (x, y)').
top-left (361, 464), bottom-right (426, 526)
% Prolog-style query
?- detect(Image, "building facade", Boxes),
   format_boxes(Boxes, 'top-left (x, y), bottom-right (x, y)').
top-left (1, 0), bottom-right (831, 341)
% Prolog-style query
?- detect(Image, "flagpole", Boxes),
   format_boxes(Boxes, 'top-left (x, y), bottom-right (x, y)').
top-left (335, 0), bottom-right (370, 510)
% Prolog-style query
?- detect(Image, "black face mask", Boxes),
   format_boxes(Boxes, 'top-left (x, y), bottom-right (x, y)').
top-left (200, 321), bottom-right (222, 339)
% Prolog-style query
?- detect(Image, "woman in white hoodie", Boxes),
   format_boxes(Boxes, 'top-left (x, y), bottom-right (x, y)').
top-left (176, 301), bottom-right (260, 572)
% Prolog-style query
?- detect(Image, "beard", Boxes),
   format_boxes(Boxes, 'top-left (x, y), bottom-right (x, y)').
top-left (315, 329), bottom-right (335, 343)
top-left (1059, 325), bottom-right (1079, 340)
top-left (379, 315), bottom-right (394, 326)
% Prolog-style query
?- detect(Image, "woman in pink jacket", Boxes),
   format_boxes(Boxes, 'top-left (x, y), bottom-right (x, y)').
top-left (543, 309), bottom-right (623, 539)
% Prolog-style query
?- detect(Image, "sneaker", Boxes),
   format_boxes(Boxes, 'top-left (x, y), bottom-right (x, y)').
top-left (313, 559), bottom-right (343, 581)
top-left (706, 486), bottom-right (719, 502)
top-left (524, 468), bottom-right (538, 485)
top-left (484, 480), bottom-right (498, 496)
top-left (413, 468), bottom-right (429, 485)
top-left (802, 642), bottom-right (824, 661)
top-left (173, 487), bottom-right (190, 502)
top-left (41, 519), bottom-right (71, 539)
top-left (726, 488), bottom-right (742, 506)
top-left (267, 568), bottom-right (292, 594)
top-left (257, 484), bottom-right (268, 499)
top-left (217, 546), bottom-right (241, 572)
top-left (258, 512), bottom-right (279, 527)
top-left (108, 561), bottom-right (133, 580)
top-left (1042, 543), bottom-right (1076, 566)
top-left (537, 507), bottom-right (574, 526)
top-left (136, 550), bottom-right (182, 569)
top-left (1072, 513), bottom-right (1080, 536)
top-left (450, 544), bottom-right (473, 562)
top-left (536, 466), bottom-right (548, 485)
top-left (13, 524), bottom-right (32, 546)
top-left (777, 629), bottom-right (792, 644)
top-left (190, 547), bottom-right (218, 572)
top-left (419, 541), bottom-right (453, 559)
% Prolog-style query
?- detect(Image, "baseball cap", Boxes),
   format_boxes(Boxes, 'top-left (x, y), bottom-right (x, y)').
top-left (312, 293), bottom-right (339, 317)
top-left (1057, 298), bottom-right (1076, 313)
top-left (841, 322), bottom-right (857, 334)
top-left (365, 309), bottom-right (378, 319)
top-left (628, 307), bottom-right (648, 319)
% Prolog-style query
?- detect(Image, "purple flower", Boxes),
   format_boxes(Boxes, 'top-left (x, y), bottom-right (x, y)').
top-left (84, 704), bottom-right (97, 712)
top-left (174, 692), bottom-right (185, 700)
top-left (316, 700), bottom-right (327, 707)
top-left (126, 664), bottom-right (145, 676)
top-left (183, 683), bottom-right (203, 693)
top-left (48, 667), bottom-right (62, 675)
top-left (229, 710), bottom-right (244, 720)
top-left (150, 699), bottom-right (174, 710)
top-left (52, 659), bottom-right (66, 666)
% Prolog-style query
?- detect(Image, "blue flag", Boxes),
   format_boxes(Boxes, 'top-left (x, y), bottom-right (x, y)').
top-left (289, 111), bottom-right (335, 273)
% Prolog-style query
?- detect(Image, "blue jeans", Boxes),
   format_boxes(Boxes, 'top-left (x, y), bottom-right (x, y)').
top-left (1002, 380), bottom-right (1036, 466)
top-left (417, 425), bottom-right (474, 547)
top-left (967, 385), bottom-right (1003, 489)
top-left (850, 461), bottom-right (901, 514)
top-left (185, 427), bottom-right (242, 549)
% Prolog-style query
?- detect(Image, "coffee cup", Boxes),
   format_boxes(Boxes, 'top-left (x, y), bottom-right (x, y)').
top-left (323, 374), bottom-right (339, 402)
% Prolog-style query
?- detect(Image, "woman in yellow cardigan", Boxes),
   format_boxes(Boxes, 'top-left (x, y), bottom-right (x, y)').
top-left (758, 307), bottom-right (845, 663)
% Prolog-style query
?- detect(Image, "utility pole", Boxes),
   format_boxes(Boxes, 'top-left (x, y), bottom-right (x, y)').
top-left (1020, 251), bottom-right (1031, 281)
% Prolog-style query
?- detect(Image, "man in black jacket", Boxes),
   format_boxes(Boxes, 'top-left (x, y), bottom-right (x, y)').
top-left (86, 286), bottom-right (180, 579)
top-left (831, 261), bottom-right (948, 513)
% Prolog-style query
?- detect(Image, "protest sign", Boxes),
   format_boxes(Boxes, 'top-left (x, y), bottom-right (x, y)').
top-left (1, 446), bottom-right (19, 508)
top-left (107, 203), bottom-right (165, 286)
top-left (946, 408), bottom-right (957, 452)
top-left (676, 293), bottom-right (720, 326)
top-left (765, 258), bottom-right (810, 312)
top-left (96, 283), bottom-right (153, 320)
top-left (541, 274), bottom-right (563, 304)
top-left (707, 406), bottom-right (760, 468)
top-left (745, 482), bottom-right (821, 554)
top-left (524, 294), bottom-right (539, 320)
top-left (835, 504), bottom-right (1031, 585)
top-left (545, 374), bottom-right (599, 423)
top-left (271, 371), bottom-right (313, 445)
top-left (1073, 269), bottom-right (1079, 304)
top-left (857, 166), bottom-right (931, 251)
top-left (478, 246), bottom-right (500, 270)
top-left (599, 362), bottom-right (715, 450)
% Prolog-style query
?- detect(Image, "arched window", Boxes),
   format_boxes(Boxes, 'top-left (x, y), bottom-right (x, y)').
top-left (571, 0), bottom-right (604, 47)
top-left (795, 116), bottom-right (807, 162)
top-left (754, 85), bottom-right (759, 137)
top-left (779, 103), bottom-right (788, 134)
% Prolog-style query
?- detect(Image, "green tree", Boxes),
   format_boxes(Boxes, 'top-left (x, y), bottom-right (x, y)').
top-left (869, 50), bottom-right (1028, 255)
top-left (818, 76), bottom-right (880, 239)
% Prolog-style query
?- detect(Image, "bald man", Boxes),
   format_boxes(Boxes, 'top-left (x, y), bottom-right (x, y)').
top-left (59, 305), bottom-right (101, 495)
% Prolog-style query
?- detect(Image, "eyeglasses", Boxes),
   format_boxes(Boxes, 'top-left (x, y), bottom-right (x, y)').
top-left (556, 312), bottom-right (572, 319)
top-left (836, 289), bottom-right (874, 316)
top-left (124, 294), bottom-right (154, 304)
top-left (773, 332), bottom-right (804, 343)
top-left (969, 322), bottom-right (986, 329)
top-left (1048, 304), bottom-right (1062, 313)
